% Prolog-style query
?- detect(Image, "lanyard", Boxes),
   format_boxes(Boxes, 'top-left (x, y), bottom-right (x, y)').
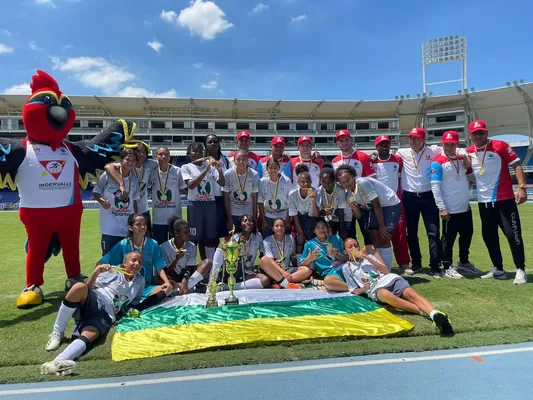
top-left (269, 176), bottom-right (280, 201)
top-left (158, 166), bottom-right (170, 194)
top-left (475, 144), bottom-right (488, 174)
top-left (236, 168), bottom-right (249, 194)
top-left (274, 236), bottom-right (285, 263)
top-left (410, 147), bottom-right (427, 171)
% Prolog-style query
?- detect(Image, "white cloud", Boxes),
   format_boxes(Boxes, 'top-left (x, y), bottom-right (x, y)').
top-left (2, 83), bottom-right (31, 95)
top-left (147, 40), bottom-right (164, 53)
top-left (177, 0), bottom-right (233, 40)
top-left (51, 56), bottom-right (135, 94)
top-left (193, 62), bottom-right (204, 69)
top-left (29, 41), bottom-right (44, 51)
top-left (250, 3), bottom-right (269, 15)
top-left (291, 14), bottom-right (307, 23)
top-left (117, 86), bottom-right (177, 98)
top-left (36, 0), bottom-right (56, 8)
top-left (0, 43), bottom-right (14, 54)
top-left (160, 9), bottom-right (177, 23)
top-left (1, 30), bottom-right (11, 36)
top-left (200, 80), bottom-right (218, 89)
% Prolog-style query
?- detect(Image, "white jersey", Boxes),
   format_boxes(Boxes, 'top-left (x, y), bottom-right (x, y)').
top-left (397, 145), bottom-right (442, 193)
top-left (222, 167), bottom-right (259, 216)
top-left (94, 270), bottom-right (145, 321)
top-left (181, 162), bottom-right (219, 202)
top-left (263, 234), bottom-right (295, 270)
top-left (350, 177), bottom-right (400, 208)
top-left (316, 184), bottom-right (348, 223)
top-left (160, 240), bottom-right (197, 276)
top-left (233, 232), bottom-right (264, 272)
top-left (288, 186), bottom-right (316, 216)
top-left (149, 166), bottom-right (185, 226)
top-left (135, 159), bottom-right (158, 214)
top-left (93, 172), bottom-right (141, 237)
top-left (17, 142), bottom-right (79, 208)
top-left (258, 175), bottom-right (294, 219)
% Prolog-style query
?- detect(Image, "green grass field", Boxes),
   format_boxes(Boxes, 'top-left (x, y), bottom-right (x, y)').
top-left (1, 205), bottom-right (532, 384)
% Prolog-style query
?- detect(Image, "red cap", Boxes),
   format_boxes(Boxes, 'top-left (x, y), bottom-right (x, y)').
top-left (236, 131), bottom-right (251, 141)
top-left (469, 120), bottom-right (487, 133)
top-left (441, 130), bottom-right (459, 144)
top-left (336, 129), bottom-right (351, 140)
top-left (375, 135), bottom-right (391, 146)
top-left (408, 127), bottom-right (426, 139)
top-left (297, 136), bottom-right (312, 145)
top-left (271, 136), bottom-right (286, 146)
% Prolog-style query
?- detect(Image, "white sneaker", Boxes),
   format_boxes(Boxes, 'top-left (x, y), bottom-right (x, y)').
top-left (456, 261), bottom-right (483, 275)
top-left (40, 359), bottom-right (77, 376)
top-left (444, 267), bottom-right (464, 279)
top-left (513, 269), bottom-right (527, 285)
top-left (481, 267), bottom-right (507, 280)
top-left (45, 332), bottom-right (63, 351)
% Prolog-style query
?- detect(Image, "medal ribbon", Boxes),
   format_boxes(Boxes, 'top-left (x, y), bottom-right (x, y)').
top-left (475, 144), bottom-right (488, 171)
top-left (158, 166), bottom-right (170, 195)
top-left (134, 164), bottom-right (145, 189)
top-left (446, 156), bottom-right (460, 177)
top-left (342, 151), bottom-right (355, 167)
top-left (236, 167), bottom-right (249, 196)
top-left (274, 236), bottom-right (285, 263)
top-left (269, 176), bottom-right (280, 202)
top-left (129, 237), bottom-right (145, 255)
top-left (323, 185), bottom-right (335, 209)
top-left (410, 147), bottom-right (427, 171)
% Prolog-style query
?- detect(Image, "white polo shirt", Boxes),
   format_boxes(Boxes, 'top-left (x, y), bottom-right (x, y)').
top-left (397, 145), bottom-right (442, 193)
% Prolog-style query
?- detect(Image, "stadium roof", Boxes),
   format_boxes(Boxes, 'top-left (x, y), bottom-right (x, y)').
top-left (1, 83), bottom-right (532, 137)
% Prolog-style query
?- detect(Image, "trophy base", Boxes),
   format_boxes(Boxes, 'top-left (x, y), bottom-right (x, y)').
top-left (205, 299), bottom-right (218, 308)
top-left (225, 295), bottom-right (239, 305)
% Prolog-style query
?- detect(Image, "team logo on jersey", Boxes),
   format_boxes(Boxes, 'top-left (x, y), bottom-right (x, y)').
top-left (268, 198), bottom-right (282, 211)
top-left (157, 189), bottom-right (172, 203)
top-left (431, 168), bottom-right (436, 175)
top-left (507, 147), bottom-right (513, 155)
top-left (233, 190), bottom-right (248, 202)
top-left (424, 154), bottom-right (431, 160)
top-left (60, 148), bottom-right (68, 154)
top-left (39, 160), bottom-right (66, 180)
top-left (197, 181), bottom-right (212, 200)
top-left (114, 195), bottom-right (130, 210)
top-left (392, 165), bottom-right (398, 171)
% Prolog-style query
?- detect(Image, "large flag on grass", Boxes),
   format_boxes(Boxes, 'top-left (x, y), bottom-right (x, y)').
top-left (112, 289), bottom-right (414, 362)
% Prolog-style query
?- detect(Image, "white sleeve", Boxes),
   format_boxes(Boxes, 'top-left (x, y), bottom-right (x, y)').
top-left (221, 170), bottom-right (231, 192)
top-left (263, 238), bottom-right (274, 259)
top-left (93, 173), bottom-right (108, 195)
top-left (258, 179), bottom-right (266, 203)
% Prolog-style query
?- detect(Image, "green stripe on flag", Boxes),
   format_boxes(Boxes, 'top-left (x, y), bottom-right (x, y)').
top-left (117, 296), bottom-right (381, 333)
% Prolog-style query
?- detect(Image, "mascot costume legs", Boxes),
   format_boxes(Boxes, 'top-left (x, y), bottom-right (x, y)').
top-left (0, 70), bottom-right (136, 308)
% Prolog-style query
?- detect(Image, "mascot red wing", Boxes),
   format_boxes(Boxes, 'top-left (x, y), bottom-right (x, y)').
top-left (0, 70), bottom-right (136, 308)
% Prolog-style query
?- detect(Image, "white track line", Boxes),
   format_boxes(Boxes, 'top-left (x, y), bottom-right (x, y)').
top-left (1, 345), bottom-right (533, 396)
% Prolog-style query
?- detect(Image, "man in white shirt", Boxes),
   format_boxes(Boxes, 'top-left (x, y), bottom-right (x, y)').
top-left (430, 131), bottom-right (481, 279)
top-left (397, 127), bottom-right (443, 277)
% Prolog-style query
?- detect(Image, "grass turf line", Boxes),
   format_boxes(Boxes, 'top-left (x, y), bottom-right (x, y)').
top-left (0, 205), bottom-right (532, 384)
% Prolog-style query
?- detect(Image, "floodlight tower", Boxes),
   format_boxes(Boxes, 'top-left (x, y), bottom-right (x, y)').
top-left (422, 35), bottom-right (467, 94)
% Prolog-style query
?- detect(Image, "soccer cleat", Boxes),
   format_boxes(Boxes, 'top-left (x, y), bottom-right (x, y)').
top-left (444, 267), bottom-right (464, 279)
top-left (45, 332), bottom-right (64, 351)
top-left (404, 265), bottom-right (422, 276)
top-left (456, 261), bottom-right (483, 275)
top-left (64, 274), bottom-right (88, 292)
top-left (432, 311), bottom-right (454, 337)
top-left (40, 360), bottom-right (77, 376)
top-left (430, 270), bottom-right (444, 279)
top-left (513, 269), bottom-right (527, 285)
top-left (481, 267), bottom-right (507, 280)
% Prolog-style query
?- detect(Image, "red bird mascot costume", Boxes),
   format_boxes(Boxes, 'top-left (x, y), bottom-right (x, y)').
top-left (0, 70), bottom-right (136, 308)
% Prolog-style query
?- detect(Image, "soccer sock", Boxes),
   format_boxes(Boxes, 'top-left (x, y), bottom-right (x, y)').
top-left (55, 337), bottom-right (88, 361)
top-left (209, 249), bottom-right (224, 283)
top-left (53, 300), bottom-right (78, 335)
top-left (278, 278), bottom-right (289, 288)
top-left (205, 246), bottom-right (216, 261)
top-left (241, 278), bottom-right (264, 289)
top-left (429, 309), bottom-right (438, 321)
top-left (380, 247), bottom-right (393, 271)
top-left (187, 271), bottom-right (204, 290)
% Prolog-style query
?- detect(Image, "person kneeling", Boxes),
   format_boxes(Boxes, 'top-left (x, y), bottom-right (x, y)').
top-left (341, 238), bottom-right (454, 337)
top-left (41, 252), bottom-right (162, 376)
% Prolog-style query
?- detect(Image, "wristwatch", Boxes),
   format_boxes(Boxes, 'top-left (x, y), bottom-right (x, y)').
top-left (518, 184), bottom-right (528, 189)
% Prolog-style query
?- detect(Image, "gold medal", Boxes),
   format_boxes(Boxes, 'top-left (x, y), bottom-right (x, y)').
top-left (479, 168), bottom-right (485, 175)
top-left (475, 144), bottom-right (488, 177)
top-left (235, 167), bottom-right (249, 199)
top-left (410, 148), bottom-right (427, 176)
top-left (274, 236), bottom-right (285, 265)
top-left (158, 166), bottom-right (170, 202)
top-left (306, 188), bottom-right (313, 195)
top-left (161, 194), bottom-right (167, 201)
top-left (446, 155), bottom-right (461, 182)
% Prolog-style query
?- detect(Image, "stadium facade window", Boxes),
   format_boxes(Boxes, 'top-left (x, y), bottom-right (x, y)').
top-left (73, 120), bottom-right (81, 128)
top-left (236, 123), bottom-right (249, 130)
top-left (354, 136), bottom-right (369, 143)
top-left (17, 120), bottom-right (24, 129)
top-left (152, 121), bottom-right (165, 129)
top-left (295, 123), bottom-right (309, 131)
top-left (172, 122), bottom-right (185, 129)
top-left (315, 136), bottom-right (328, 144)
top-left (355, 122), bottom-right (370, 130)
top-left (88, 120), bottom-right (103, 129)
top-left (435, 115), bottom-right (457, 123)
top-left (317, 123), bottom-right (328, 131)
top-left (378, 121), bottom-right (389, 130)
top-left (194, 122), bottom-right (209, 130)
top-left (215, 122), bottom-right (229, 130)
top-left (256, 123), bottom-right (269, 130)
top-left (277, 123), bottom-right (290, 131)
top-left (336, 123), bottom-right (348, 130)
top-left (256, 137), bottom-right (268, 144)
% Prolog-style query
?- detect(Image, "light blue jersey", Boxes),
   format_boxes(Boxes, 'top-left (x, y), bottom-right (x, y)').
top-left (100, 237), bottom-right (166, 298)
top-left (300, 235), bottom-right (345, 279)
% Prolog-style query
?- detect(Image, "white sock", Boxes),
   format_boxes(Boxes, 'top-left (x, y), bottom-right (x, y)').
top-left (53, 302), bottom-right (77, 335)
top-left (278, 278), bottom-right (289, 288)
top-left (380, 247), bottom-right (393, 272)
top-left (208, 248), bottom-right (224, 283)
top-left (242, 278), bottom-right (264, 289)
top-left (55, 338), bottom-right (86, 361)
top-left (187, 271), bottom-right (203, 290)
top-left (205, 246), bottom-right (216, 261)
top-left (429, 309), bottom-right (438, 320)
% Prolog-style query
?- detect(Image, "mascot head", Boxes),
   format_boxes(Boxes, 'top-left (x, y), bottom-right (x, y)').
top-left (22, 70), bottom-right (76, 150)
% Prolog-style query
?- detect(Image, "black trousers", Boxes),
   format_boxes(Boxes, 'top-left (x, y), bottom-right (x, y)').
top-left (441, 208), bottom-right (474, 269)
top-left (402, 190), bottom-right (442, 271)
top-left (478, 199), bottom-right (525, 270)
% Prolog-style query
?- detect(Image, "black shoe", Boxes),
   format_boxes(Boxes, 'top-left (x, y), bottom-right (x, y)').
top-left (433, 311), bottom-right (455, 337)
top-left (64, 274), bottom-right (88, 292)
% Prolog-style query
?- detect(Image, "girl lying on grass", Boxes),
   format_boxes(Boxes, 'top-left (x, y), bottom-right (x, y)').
top-left (341, 238), bottom-right (454, 337)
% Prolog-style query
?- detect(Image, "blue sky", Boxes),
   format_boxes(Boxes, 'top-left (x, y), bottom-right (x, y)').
top-left (0, 0), bottom-right (531, 102)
